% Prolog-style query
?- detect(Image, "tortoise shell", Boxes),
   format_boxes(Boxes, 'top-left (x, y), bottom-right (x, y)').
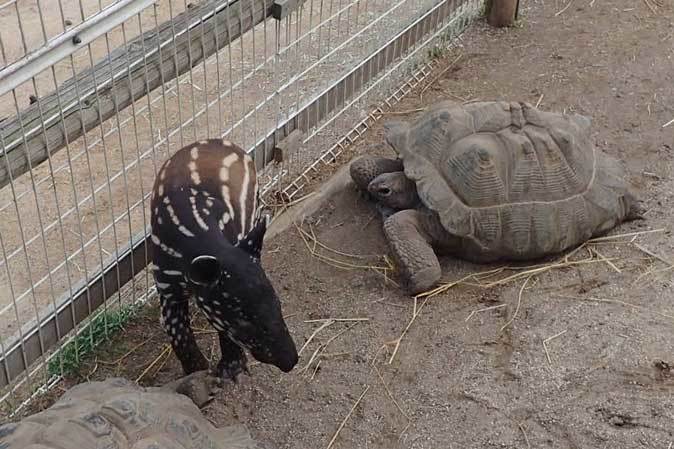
top-left (0, 377), bottom-right (266, 449)
top-left (383, 100), bottom-right (638, 259)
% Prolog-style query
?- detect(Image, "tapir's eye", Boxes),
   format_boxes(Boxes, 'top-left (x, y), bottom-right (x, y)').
top-left (188, 256), bottom-right (221, 285)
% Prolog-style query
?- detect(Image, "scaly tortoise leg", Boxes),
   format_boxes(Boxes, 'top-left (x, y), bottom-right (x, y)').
top-left (383, 209), bottom-right (442, 296)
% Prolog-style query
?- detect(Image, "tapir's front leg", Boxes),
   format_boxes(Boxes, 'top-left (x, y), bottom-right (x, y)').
top-left (216, 332), bottom-right (249, 382)
top-left (158, 284), bottom-right (209, 375)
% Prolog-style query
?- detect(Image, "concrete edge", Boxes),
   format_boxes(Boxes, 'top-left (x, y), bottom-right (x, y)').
top-left (265, 161), bottom-right (356, 242)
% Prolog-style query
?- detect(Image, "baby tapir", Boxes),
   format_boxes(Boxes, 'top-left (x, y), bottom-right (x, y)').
top-left (149, 138), bottom-right (298, 381)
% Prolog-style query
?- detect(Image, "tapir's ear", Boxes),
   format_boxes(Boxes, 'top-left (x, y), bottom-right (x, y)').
top-left (238, 214), bottom-right (269, 258)
top-left (188, 255), bottom-right (221, 286)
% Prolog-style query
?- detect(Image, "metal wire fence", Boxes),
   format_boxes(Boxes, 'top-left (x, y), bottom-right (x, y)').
top-left (0, 0), bottom-right (484, 416)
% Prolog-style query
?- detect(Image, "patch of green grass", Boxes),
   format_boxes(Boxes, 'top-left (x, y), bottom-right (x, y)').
top-left (47, 302), bottom-right (142, 378)
top-left (427, 44), bottom-right (447, 60)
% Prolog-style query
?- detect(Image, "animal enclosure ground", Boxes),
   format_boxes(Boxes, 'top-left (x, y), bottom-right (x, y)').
top-left (11, 0), bottom-right (674, 448)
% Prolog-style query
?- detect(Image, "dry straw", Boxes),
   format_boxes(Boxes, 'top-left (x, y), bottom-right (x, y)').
top-left (543, 329), bottom-right (568, 366)
top-left (136, 344), bottom-right (171, 383)
top-left (299, 322), bottom-right (362, 375)
top-left (379, 228), bottom-right (669, 365)
top-left (326, 385), bottom-right (370, 449)
top-left (295, 223), bottom-right (397, 285)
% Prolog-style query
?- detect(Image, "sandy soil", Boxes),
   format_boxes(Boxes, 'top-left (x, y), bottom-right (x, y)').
top-left (4, 0), bottom-right (674, 448)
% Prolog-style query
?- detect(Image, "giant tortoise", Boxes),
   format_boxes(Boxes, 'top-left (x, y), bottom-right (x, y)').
top-left (0, 371), bottom-right (271, 449)
top-left (351, 100), bottom-right (644, 295)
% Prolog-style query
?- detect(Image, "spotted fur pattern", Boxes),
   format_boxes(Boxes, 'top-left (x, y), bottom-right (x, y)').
top-left (150, 139), bottom-right (298, 381)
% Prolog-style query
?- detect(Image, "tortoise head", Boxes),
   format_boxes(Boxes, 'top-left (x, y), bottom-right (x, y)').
top-left (367, 171), bottom-right (420, 210)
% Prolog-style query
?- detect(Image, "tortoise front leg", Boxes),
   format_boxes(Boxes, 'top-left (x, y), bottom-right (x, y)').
top-left (158, 284), bottom-right (209, 375)
top-left (384, 209), bottom-right (442, 295)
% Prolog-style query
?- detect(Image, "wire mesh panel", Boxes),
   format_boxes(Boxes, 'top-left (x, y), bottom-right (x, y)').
top-left (0, 0), bottom-right (484, 416)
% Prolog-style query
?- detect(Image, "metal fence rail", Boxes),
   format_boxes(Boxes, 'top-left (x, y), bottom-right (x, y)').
top-left (0, 0), bottom-right (484, 415)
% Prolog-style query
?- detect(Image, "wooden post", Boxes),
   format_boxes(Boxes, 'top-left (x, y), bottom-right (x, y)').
top-left (487, 0), bottom-right (519, 28)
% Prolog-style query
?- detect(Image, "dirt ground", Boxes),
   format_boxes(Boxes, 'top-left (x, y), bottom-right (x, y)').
top-left (7, 0), bottom-right (674, 448)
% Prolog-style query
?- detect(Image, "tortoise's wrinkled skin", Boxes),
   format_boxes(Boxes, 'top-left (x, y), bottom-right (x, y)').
top-left (0, 371), bottom-right (272, 449)
top-left (351, 100), bottom-right (644, 295)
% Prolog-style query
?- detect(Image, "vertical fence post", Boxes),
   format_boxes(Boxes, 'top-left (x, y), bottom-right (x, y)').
top-left (487, 0), bottom-right (519, 27)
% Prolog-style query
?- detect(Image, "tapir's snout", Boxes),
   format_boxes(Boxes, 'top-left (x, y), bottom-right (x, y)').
top-left (276, 347), bottom-right (299, 372)
top-left (250, 325), bottom-right (298, 373)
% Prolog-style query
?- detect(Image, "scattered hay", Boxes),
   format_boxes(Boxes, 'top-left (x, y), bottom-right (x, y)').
top-left (518, 422), bottom-right (532, 449)
top-left (535, 94), bottom-right (544, 108)
top-left (555, 0), bottom-right (574, 16)
top-left (299, 322), bottom-right (362, 376)
top-left (326, 385), bottom-right (370, 449)
top-left (500, 276), bottom-right (533, 332)
top-left (304, 318), bottom-right (369, 324)
top-left (298, 318), bottom-right (369, 364)
top-left (554, 295), bottom-right (674, 322)
top-left (295, 222), bottom-right (397, 285)
top-left (383, 228), bottom-right (670, 365)
top-left (419, 54), bottom-right (463, 99)
top-left (135, 344), bottom-right (171, 383)
top-left (590, 246), bottom-right (621, 273)
top-left (465, 304), bottom-right (507, 322)
top-left (373, 365), bottom-right (411, 436)
top-left (267, 192), bottom-right (317, 224)
top-left (298, 319), bottom-right (337, 357)
top-left (542, 329), bottom-right (568, 366)
top-left (418, 229), bottom-right (667, 299)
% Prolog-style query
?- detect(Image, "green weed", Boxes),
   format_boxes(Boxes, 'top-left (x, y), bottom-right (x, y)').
top-left (47, 303), bottom-right (141, 378)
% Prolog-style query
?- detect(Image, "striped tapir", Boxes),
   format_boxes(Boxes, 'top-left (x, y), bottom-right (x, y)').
top-left (149, 138), bottom-right (298, 381)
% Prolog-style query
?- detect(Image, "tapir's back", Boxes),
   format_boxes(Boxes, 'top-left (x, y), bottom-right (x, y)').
top-left (150, 139), bottom-right (260, 262)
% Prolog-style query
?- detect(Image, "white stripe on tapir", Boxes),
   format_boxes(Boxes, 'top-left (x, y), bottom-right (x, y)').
top-left (151, 233), bottom-right (183, 258)
top-left (192, 202), bottom-right (209, 231)
top-left (166, 203), bottom-right (195, 237)
top-left (220, 152), bottom-right (238, 229)
top-left (221, 152), bottom-right (238, 168)
top-left (251, 159), bottom-right (259, 232)
top-left (187, 194), bottom-right (209, 230)
top-left (221, 185), bottom-right (236, 228)
top-left (189, 146), bottom-right (200, 185)
top-left (189, 161), bottom-right (201, 185)
top-left (238, 155), bottom-right (251, 241)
